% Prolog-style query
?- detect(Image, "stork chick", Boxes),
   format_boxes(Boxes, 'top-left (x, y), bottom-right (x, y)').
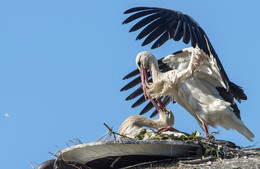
top-left (117, 108), bottom-right (175, 139)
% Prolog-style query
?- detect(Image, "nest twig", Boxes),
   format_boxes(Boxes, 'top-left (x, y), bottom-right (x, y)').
top-left (103, 123), bottom-right (134, 140)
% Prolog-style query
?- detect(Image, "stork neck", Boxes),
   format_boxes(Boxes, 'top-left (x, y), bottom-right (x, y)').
top-left (145, 119), bottom-right (163, 130)
top-left (137, 111), bottom-right (174, 130)
top-left (149, 62), bottom-right (160, 81)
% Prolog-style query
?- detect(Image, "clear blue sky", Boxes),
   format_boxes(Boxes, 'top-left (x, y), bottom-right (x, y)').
top-left (0, 1), bottom-right (259, 168)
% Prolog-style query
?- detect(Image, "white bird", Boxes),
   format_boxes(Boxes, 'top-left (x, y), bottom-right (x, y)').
top-left (121, 7), bottom-right (247, 108)
top-left (120, 7), bottom-right (252, 141)
top-left (135, 46), bottom-right (254, 142)
top-left (117, 108), bottom-right (174, 139)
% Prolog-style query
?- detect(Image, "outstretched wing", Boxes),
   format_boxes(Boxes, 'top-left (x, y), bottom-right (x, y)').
top-left (122, 7), bottom-right (247, 102)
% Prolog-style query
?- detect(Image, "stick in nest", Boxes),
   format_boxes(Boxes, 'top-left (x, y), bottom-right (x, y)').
top-left (102, 123), bottom-right (134, 140)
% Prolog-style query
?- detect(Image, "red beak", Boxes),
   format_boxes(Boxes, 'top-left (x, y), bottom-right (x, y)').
top-left (140, 68), bottom-right (164, 112)
top-left (140, 68), bottom-right (148, 100)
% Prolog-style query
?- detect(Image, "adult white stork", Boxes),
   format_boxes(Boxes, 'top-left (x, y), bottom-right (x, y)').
top-left (135, 46), bottom-right (254, 141)
top-left (120, 7), bottom-right (251, 140)
top-left (117, 108), bottom-right (175, 139)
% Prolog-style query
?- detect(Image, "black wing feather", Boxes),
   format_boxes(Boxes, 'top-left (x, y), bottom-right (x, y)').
top-left (142, 21), bottom-right (172, 46)
top-left (124, 7), bottom-right (154, 14)
top-left (217, 87), bottom-right (241, 119)
top-left (130, 13), bottom-right (160, 32)
top-left (125, 78), bottom-right (153, 100)
top-left (121, 71), bottom-right (151, 91)
top-left (120, 76), bottom-right (141, 91)
top-left (131, 95), bottom-right (146, 108)
top-left (125, 87), bottom-right (143, 101)
top-left (152, 30), bottom-right (169, 49)
top-left (123, 7), bottom-right (247, 102)
top-left (122, 7), bottom-right (247, 117)
top-left (173, 19), bottom-right (183, 41)
top-left (140, 101), bottom-right (155, 115)
top-left (182, 20), bottom-right (190, 44)
top-left (123, 10), bottom-right (157, 25)
top-left (190, 26), bottom-right (200, 48)
top-left (122, 69), bottom-right (139, 80)
top-left (137, 18), bottom-right (164, 40)
top-left (150, 109), bottom-right (158, 118)
top-left (187, 23), bottom-right (195, 47)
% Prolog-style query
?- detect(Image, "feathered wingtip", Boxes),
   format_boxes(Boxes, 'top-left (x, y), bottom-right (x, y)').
top-left (229, 82), bottom-right (247, 102)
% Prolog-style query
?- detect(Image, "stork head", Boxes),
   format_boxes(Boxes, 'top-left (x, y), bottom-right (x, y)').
top-left (136, 51), bottom-right (157, 70)
top-left (135, 51), bottom-right (158, 100)
top-left (159, 107), bottom-right (174, 127)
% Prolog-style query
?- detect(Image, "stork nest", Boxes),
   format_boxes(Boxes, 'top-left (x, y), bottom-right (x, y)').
top-left (100, 123), bottom-right (258, 160)
top-left (36, 124), bottom-right (259, 169)
top-left (133, 128), bottom-right (258, 159)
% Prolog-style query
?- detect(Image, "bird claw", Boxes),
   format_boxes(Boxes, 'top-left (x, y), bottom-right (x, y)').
top-left (157, 126), bottom-right (180, 133)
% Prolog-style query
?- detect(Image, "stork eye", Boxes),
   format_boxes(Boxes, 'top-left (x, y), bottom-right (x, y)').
top-left (165, 110), bottom-right (170, 115)
top-left (137, 60), bottom-right (141, 67)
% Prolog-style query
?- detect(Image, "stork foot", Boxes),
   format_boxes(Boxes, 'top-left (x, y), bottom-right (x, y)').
top-left (157, 126), bottom-right (180, 133)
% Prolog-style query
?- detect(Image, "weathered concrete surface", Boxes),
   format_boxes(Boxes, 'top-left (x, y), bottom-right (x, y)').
top-left (136, 155), bottom-right (260, 169)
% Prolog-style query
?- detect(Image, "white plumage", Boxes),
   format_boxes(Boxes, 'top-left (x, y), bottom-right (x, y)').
top-left (117, 108), bottom-right (174, 139)
top-left (135, 47), bottom-right (254, 142)
top-left (121, 6), bottom-right (253, 142)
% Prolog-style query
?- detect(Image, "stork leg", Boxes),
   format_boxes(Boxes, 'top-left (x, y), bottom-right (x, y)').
top-left (196, 115), bottom-right (209, 139)
top-left (147, 95), bottom-right (162, 113)
top-left (203, 123), bottom-right (209, 139)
